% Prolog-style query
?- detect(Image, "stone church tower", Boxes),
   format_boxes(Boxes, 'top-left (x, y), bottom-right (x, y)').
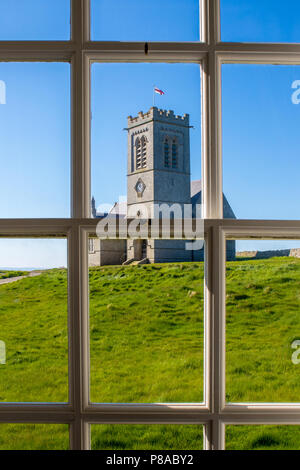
top-left (126, 107), bottom-right (193, 263)
top-left (89, 107), bottom-right (236, 266)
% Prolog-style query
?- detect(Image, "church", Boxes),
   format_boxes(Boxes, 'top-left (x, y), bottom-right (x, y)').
top-left (89, 107), bottom-right (236, 266)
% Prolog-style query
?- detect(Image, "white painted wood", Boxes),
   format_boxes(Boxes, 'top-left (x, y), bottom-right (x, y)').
top-left (1, 0), bottom-right (300, 451)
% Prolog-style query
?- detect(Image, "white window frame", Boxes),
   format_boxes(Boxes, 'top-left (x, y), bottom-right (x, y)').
top-left (1, 0), bottom-right (300, 450)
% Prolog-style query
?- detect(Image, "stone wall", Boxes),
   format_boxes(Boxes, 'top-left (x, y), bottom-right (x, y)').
top-left (89, 239), bottom-right (127, 266)
top-left (237, 248), bottom-right (300, 260)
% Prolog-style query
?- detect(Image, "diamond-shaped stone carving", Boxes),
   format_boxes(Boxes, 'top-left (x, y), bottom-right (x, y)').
top-left (135, 179), bottom-right (146, 197)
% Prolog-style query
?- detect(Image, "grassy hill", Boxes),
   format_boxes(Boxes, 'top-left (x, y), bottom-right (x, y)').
top-left (89, 262), bottom-right (203, 404)
top-left (0, 258), bottom-right (300, 449)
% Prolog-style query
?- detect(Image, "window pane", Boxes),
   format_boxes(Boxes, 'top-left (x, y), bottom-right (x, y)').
top-left (90, 62), bottom-right (203, 404)
top-left (226, 426), bottom-right (300, 450)
top-left (0, 424), bottom-right (69, 450)
top-left (0, 63), bottom-right (70, 218)
top-left (91, 425), bottom-right (203, 450)
top-left (89, 243), bottom-right (204, 403)
top-left (0, 0), bottom-right (70, 40)
top-left (222, 64), bottom-right (300, 220)
top-left (92, 63), bottom-right (201, 220)
top-left (0, 239), bottom-right (68, 402)
top-left (221, 0), bottom-right (300, 43)
top-left (226, 240), bottom-right (300, 403)
top-left (91, 0), bottom-right (200, 41)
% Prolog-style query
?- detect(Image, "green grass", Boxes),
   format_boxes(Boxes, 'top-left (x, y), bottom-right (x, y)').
top-left (0, 271), bottom-right (27, 280)
top-left (226, 425), bottom-right (300, 450)
top-left (0, 269), bottom-right (68, 403)
top-left (0, 424), bottom-right (69, 450)
top-left (91, 425), bottom-right (203, 450)
top-left (89, 262), bottom-right (204, 403)
top-left (226, 257), bottom-right (300, 403)
top-left (0, 258), bottom-right (300, 449)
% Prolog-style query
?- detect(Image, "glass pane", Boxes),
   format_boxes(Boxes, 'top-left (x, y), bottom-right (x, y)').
top-left (0, 62), bottom-right (70, 218)
top-left (226, 426), bottom-right (300, 450)
top-left (89, 242), bottom-right (204, 403)
top-left (91, 425), bottom-right (203, 450)
top-left (222, 64), bottom-right (300, 220)
top-left (226, 239), bottom-right (300, 403)
top-left (221, 0), bottom-right (300, 43)
top-left (0, 239), bottom-right (68, 402)
top-left (0, 424), bottom-right (69, 450)
top-left (92, 63), bottom-right (201, 219)
top-left (91, 0), bottom-right (200, 41)
top-left (0, 0), bottom-right (70, 40)
top-left (90, 62), bottom-right (203, 404)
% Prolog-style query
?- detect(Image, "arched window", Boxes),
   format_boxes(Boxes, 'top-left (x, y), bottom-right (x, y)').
top-left (136, 136), bottom-right (147, 170)
top-left (141, 136), bottom-right (147, 168)
top-left (135, 137), bottom-right (142, 169)
top-left (164, 138), bottom-right (170, 167)
top-left (172, 139), bottom-right (178, 168)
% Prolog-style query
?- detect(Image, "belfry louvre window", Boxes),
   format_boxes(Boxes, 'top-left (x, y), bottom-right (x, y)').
top-left (164, 138), bottom-right (170, 167)
top-left (141, 136), bottom-right (147, 168)
top-left (135, 137), bottom-right (142, 169)
top-left (172, 140), bottom-right (178, 169)
top-left (135, 136), bottom-right (147, 170)
top-left (2, 0), bottom-right (300, 452)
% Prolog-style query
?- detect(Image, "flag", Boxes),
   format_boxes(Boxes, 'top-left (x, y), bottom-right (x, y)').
top-left (154, 87), bottom-right (165, 95)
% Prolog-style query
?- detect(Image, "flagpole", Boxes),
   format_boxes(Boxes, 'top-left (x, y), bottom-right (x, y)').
top-left (153, 84), bottom-right (155, 107)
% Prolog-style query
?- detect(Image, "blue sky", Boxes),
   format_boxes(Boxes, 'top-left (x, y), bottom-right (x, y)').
top-left (0, 62), bottom-right (70, 219)
top-left (1, 1), bottom-right (300, 267)
top-left (0, 0), bottom-right (70, 40)
top-left (91, 0), bottom-right (199, 41)
top-left (222, 64), bottom-right (300, 221)
top-left (221, 0), bottom-right (300, 43)
top-left (0, 239), bottom-right (67, 270)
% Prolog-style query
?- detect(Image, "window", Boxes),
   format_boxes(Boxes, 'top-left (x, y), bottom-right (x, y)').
top-left (91, 0), bottom-right (200, 42)
top-left (221, 0), bottom-right (300, 43)
top-left (1, 0), bottom-right (300, 451)
top-left (135, 136), bottom-right (147, 170)
top-left (164, 138), bottom-right (178, 169)
top-left (135, 137), bottom-right (142, 170)
top-left (141, 135), bottom-right (147, 168)
top-left (0, 0), bottom-right (70, 40)
top-left (0, 62), bottom-right (70, 218)
top-left (91, 425), bottom-right (204, 450)
top-left (172, 139), bottom-right (178, 169)
top-left (226, 239), bottom-right (300, 404)
top-left (0, 238), bottom-right (68, 403)
top-left (0, 424), bottom-right (69, 450)
top-left (89, 249), bottom-right (204, 404)
top-left (164, 138), bottom-right (170, 168)
top-left (226, 425), bottom-right (300, 450)
top-left (222, 64), bottom-right (300, 219)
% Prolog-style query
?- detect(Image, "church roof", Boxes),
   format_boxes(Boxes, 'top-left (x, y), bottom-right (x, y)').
top-left (191, 180), bottom-right (202, 198)
top-left (190, 179), bottom-right (236, 219)
top-left (109, 201), bottom-right (127, 216)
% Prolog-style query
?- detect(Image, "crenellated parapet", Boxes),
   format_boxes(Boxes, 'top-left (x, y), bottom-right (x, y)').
top-left (128, 107), bottom-right (189, 128)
